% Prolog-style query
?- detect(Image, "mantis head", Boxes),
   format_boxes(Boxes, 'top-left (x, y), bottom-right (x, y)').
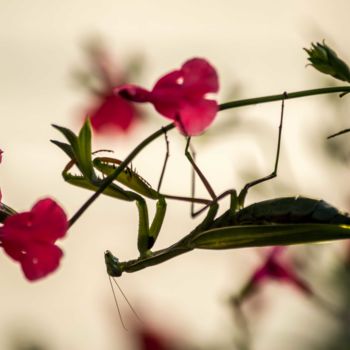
top-left (104, 250), bottom-right (123, 277)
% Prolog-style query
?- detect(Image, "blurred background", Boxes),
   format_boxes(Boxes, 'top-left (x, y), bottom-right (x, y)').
top-left (1, 1), bottom-right (350, 349)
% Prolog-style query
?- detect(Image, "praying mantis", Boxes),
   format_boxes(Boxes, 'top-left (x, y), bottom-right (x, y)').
top-left (51, 121), bottom-right (210, 257)
top-left (52, 95), bottom-right (350, 281)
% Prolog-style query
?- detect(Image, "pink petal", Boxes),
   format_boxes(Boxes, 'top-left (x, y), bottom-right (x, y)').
top-left (115, 84), bottom-right (152, 103)
top-left (251, 247), bottom-right (311, 294)
top-left (1, 198), bottom-right (67, 281)
top-left (30, 198), bottom-right (68, 241)
top-left (2, 199), bottom-right (67, 244)
top-left (115, 58), bottom-right (219, 136)
top-left (182, 58), bottom-right (219, 96)
top-left (20, 243), bottom-right (63, 281)
top-left (1, 235), bottom-right (28, 261)
top-left (152, 70), bottom-right (182, 93)
top-left (89, 94), bottom-right (136, 133)
top-left (151, 70), bottom-right (183, 119)
top-left (2, 212), bottom-right (35, 244)
top-left (175, 99), bottom-right (218, 136)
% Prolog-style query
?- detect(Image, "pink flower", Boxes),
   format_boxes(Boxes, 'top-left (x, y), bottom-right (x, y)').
top-left (251, 247), bottom-right (311, 293)
top-left (75, 39), bottom-right (143, 135)
top-left (0, 198), bottom-right (68, 281)
top-left (134, 323), bottom-right (178, 350)
top-left (88, 94), bottom-right (138, 134)
top-left (235, 247), bottom-right (311, 304)
top-left (115, 58), bottom-right (219, 136)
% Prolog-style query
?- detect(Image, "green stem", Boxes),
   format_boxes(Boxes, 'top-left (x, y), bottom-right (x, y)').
top-left (219, 86), bottom-right (350, 111)
top-left (69, 86), bottom-right (350, 227)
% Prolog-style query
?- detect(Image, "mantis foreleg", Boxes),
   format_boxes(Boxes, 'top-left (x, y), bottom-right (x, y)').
top-left (53, 121), bottom-right (167, 256)
top-left (237, 92), bottom-right (287, 207)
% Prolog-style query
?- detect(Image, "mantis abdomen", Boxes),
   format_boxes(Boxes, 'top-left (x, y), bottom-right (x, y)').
top-left (235, 197), bottom-right (350, 225)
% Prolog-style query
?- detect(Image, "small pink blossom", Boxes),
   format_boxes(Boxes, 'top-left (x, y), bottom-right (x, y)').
top-left (236, 247), bottom-right (311, 304)
top-left (0, 198), bottom-right (68, 281)
top-left (250, 247), bottom-right (311, 293)
top-left (88, 94), bottom-right (138, 134)
top-left (75, 39), bottom-right (143, 135)
top-left (134, 323), bottom-right (178, 350)
top-left (115, 58), bottom-right (219, 136)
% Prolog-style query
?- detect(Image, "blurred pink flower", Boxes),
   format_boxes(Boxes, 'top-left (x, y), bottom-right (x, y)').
top-left (251, 247), bottom-right (311, 293)
top-left (134, 324), bottom-right (177, 350)
top-left (88, 93), bottom-right (137, 134)
top-left (116, 58), bottom-right (219, 136)
top-left (236, 247), bottom-right (312, 304)
top-left (75, 38), bottom-right (144, 135)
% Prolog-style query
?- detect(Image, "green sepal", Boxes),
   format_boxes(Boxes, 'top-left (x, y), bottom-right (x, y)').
top-left (50, 140), bottom-right (75, 161)
top-left (304, 41), bottom-right (350, 83)
top-left (77, 119), bottom-right (94, 180)
top-left (52, 121), bottom-right (94, 180)
top-left (52, 124), bottom-right (79, 151)
top-left (188, 223), bottom-right (350, 250)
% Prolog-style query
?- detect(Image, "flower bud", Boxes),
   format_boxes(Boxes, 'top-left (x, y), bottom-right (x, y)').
top-left (304, 41), bottom-right (350, 83)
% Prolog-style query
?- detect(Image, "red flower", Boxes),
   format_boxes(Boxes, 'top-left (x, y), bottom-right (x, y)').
top-left (235, 247), bottom-right (311, 304)
top-left (251, 247), bottom-right (311, 293)
top-left (75, 39), bottom-right (143, 135)
top-left (88, 93), bottom-right (138, 134)
top-left (115, 58), bottom-right (219, 136)
top-left (134, 323), bottom-right (178, 350)
top-left (0, 198), bottom-right (68, 281)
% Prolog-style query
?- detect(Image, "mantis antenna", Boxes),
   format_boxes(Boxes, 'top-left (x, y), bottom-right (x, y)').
top-left (108, 274), bottom-right (142, 331)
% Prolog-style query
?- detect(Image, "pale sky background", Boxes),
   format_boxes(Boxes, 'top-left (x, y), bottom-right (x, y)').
top-left (1, 1), bottom-right (350, 349)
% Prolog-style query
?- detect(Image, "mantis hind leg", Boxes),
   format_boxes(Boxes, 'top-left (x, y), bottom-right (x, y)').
top-left (237, 92), bottom-right (287, 207)
top-left (188, 91), bottom-right (287, 217)
top-left (185, 137), bottom-right (217, 217)
top-left (156, 128), bottom-right (170, 192)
